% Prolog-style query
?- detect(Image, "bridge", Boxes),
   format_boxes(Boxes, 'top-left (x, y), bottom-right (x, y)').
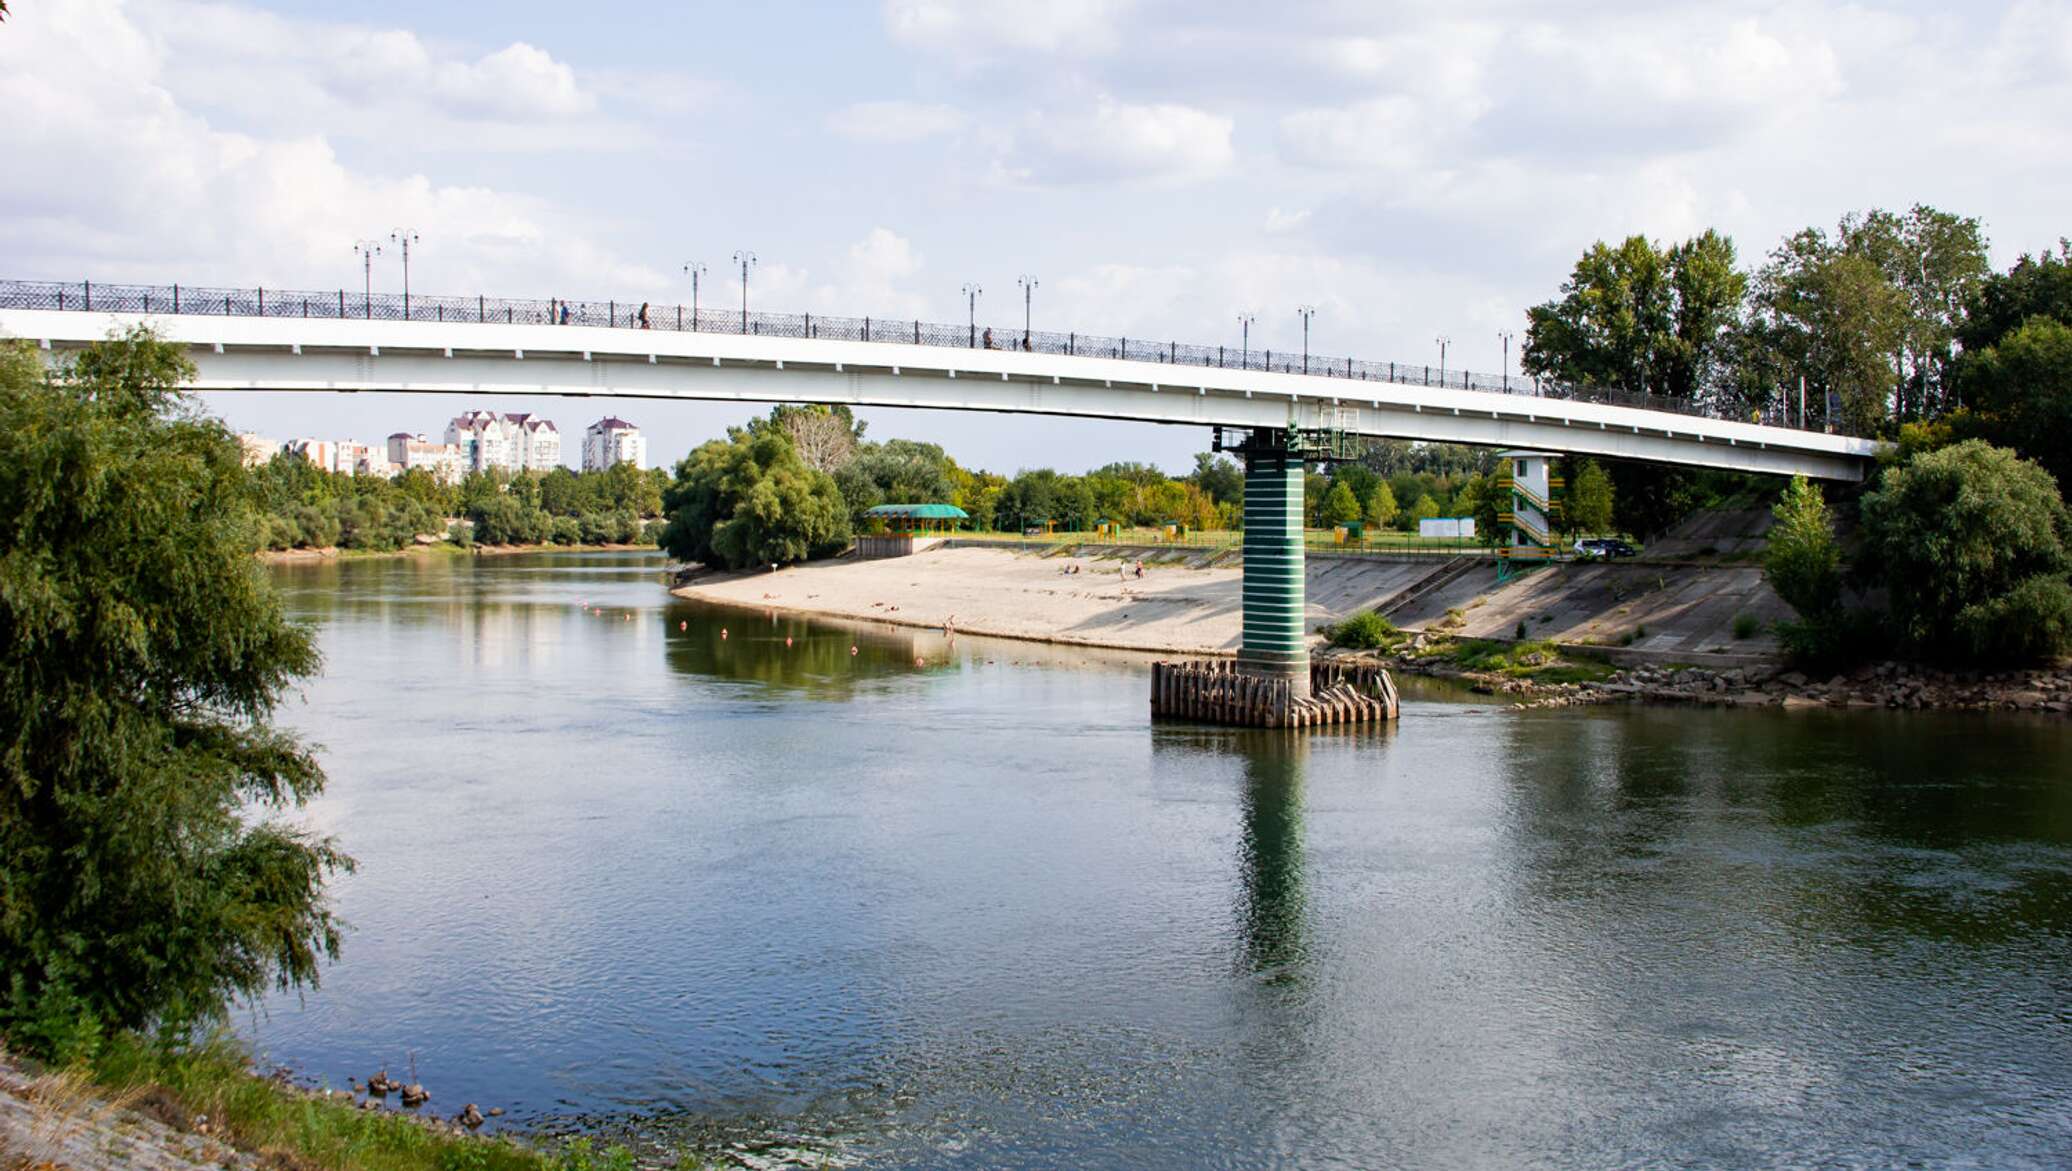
top-left (2, 279), bottom-right (1879, 712)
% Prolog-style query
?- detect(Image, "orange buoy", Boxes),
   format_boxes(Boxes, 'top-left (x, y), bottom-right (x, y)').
top-left (850, 645), bottom-right (858, 656)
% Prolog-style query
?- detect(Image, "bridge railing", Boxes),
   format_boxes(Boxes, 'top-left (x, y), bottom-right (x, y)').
top-left (0, 278), bottom-right (1841, 435)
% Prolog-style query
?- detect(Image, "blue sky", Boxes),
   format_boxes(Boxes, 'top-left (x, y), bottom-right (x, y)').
top-left (5, 0), bottom-right (2069, 472)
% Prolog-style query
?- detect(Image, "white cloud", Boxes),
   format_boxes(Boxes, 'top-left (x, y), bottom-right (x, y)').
top-left (884, 0), bottom-right (1135, 57)
top-left (126, 0), bottom-right (664, 152)
top-left (1015, 96), bottom-right (1234, 184)
top-left (826, 100), bottom-right (968, 143)
top-left (0, 0), bottom-right (657, 294)
top-left (1264, 207), bottom-right (1311, 235)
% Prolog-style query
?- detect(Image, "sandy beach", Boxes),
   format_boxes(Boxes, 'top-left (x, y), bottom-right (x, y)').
top-left (670, 545), bottom-right (1441, 655)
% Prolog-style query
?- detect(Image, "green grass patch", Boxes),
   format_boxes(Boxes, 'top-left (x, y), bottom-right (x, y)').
top-left (1321, 610), bottom-right (1405, 650)
top-left (67, 1032), bottom-right (682, 1171)
top-left (1446, 638), bottom-right (1618, 684)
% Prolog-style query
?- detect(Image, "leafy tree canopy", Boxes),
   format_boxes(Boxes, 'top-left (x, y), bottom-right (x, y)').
top-left (660, 429), bottom-right (851, 569)
top-left (0, 332), bottom-right (347, 1057)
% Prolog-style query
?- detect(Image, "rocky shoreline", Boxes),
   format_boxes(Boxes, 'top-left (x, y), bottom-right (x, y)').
top-left (1362, 649), bottom-right (2072, 715)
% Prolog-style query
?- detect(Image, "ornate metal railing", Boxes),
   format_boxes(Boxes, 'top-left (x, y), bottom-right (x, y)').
top-left (0, 278), bottom-right (1836, 434)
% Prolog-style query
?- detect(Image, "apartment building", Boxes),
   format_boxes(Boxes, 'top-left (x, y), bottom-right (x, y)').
top-left (444, 411), bottom-right (561, 473)
top-left (581, 417), bottom-right (647, 471)
top-left (385, 433), bottom-right (466, 484)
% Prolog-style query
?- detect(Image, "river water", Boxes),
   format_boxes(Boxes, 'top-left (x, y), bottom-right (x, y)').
top-left (253, 551), bottom-right (2072, 1168)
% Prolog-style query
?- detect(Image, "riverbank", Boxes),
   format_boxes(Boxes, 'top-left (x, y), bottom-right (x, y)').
top-left (259, 542), bottom-right (654, 565)
top-left (1352, 640), bottom-right (2072, 715)
top-left (671, 546), bottom-right (2068, 716)
top-left (0, 1038), bottom-right (559, 1171)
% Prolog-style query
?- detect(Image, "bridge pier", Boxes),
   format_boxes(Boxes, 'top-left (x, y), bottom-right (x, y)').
top-left (1238, 435), bottom-right (1310, 700)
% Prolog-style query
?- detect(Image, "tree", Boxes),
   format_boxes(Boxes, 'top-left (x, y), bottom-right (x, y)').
top-left (1190, 452), bottom-right (1244, 506)
top-left (1957, 242), bottom-right (2072, 358)
top-left (1960, 317), bottom-right (2072, 490)
top-left (1839, 205), bottom-right (1990, 420)
top-left (1859, 440), bottom-right (2072, 662)
top-left (1365, 481), bottom-right (1399, 529)
top-left (1747, 230), bottom-right (1908, 434)
top-left (1321, 481), bottom-right (1361, 527)
top-left (0, 332), bottom-right (348, 1056)
top-left (762, 404), bottom-right (863, 473)
top-left (660, 429), bottom-right (851, 569)
top-left (1763, 476), bottom-right (1842, 618)
top-left (1564, 459), bottom-right (1615, 534)
top-left (1522, 231), bottom-right (1746, 402)
top-left (1406, 493), bottom-right (1440, 531)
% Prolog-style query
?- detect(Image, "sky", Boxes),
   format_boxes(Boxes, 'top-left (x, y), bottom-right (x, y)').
top-left (4, 0), bottom-right (2070, 473)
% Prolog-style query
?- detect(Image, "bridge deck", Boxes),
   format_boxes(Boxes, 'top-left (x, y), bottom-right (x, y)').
top-left (0, 280), bottom-right (1879, 480)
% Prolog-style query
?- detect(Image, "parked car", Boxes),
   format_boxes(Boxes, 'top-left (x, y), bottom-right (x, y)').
top-left (1573, 537), bottom-right (1639, 559)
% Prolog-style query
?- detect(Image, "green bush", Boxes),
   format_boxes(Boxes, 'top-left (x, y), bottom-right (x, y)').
top-left (1732, 612), bottom-right (1760, 639)
top-left (1860, 439), bottom-right (2072, 663)
top-left (1763, 475), bottom-right (1841, 618)
top-left (1325, 610), bottom-right (1402, 650)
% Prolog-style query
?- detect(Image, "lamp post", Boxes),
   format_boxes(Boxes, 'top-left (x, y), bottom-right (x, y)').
top-left (352, 239), bottom-right (382, 318)
top-left (962, 283), bottom-right (982, 348)
top-left (1435, 335), bottom-right (1451, 383)
top-left (1017, 274), bottom-right (1037, 347)
top-left (390, 229), bottom-right (420, 319)
top-left (732, 251), bottom-right (757, 333)
top-left (1238, 313), bottom-right (1256, 370)
top-left (1498, 330), bottom-right (1515, 391)
top-left (1297, 305), bottom-right (1316, 374)
top-left (682, 262), bottom-right (707, 330)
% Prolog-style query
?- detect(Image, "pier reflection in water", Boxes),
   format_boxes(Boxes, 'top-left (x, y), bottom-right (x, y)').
top-left (254, 551), bottom-right (2072, 1169)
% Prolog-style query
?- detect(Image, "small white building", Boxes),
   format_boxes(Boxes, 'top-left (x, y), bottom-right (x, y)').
top-left (283, 438), bottom-right (335, 471)
top-left (385, 433), bottom-right (465, 484)
top-left (234, 432), bottom-right (279, 468)
top-left (582, 417), bottom-right (646, 471)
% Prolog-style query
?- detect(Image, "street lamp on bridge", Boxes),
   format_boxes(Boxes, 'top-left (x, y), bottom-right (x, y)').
top-left (1498, 330), bottom-right (1515, 392)
top-left (389, 229), bottom-right (420, 319)
top-left (961, 283), bottom-right (982, 348)
top-left (682, 262), bottom-right (707, 331)
top-left (1297, 305), bottom-right (1316, 375)
top-left (352, 239), bottom-right (381, 319)
top-left (1238, 313), bottom-right (1256, 370)
top-left (732, 251), bottom-right (756, 334)
top-left (1436, 335), bottom-right (1451, 383)
top-left (1017, 275), bottom-right (1037, 348)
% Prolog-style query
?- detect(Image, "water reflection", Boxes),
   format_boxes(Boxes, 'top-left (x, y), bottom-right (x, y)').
top-left (1236, 734), bottom-right (1308, 976)
top-left (250, 552), bottom-right (2072, 1170)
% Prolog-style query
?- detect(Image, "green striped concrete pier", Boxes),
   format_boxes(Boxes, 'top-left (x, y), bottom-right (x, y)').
top-left (1238, 445), bottom-right (1310, 699)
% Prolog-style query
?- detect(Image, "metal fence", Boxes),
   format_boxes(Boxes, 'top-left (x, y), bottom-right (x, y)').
top-left (0, 278), bottom-right (1839, 435)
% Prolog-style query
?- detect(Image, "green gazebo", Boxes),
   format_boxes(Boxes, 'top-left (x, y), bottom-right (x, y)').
top-left (863, 503), bottom-right (969, 535)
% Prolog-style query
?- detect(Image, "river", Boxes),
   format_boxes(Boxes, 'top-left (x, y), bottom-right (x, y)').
top-left (253, 550), bottom-right (2072, 1168)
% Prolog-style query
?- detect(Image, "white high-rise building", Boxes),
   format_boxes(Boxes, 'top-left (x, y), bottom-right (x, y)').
top-left (442, 411), bottom-right (559, 472)
top-left (508, 414), bottom-right (561, 471)
top-left (582, 417), bottom-right (647, 471)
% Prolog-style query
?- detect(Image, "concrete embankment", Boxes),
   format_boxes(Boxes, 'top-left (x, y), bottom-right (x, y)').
top-left (669, 543), bottom-right (1792, 666)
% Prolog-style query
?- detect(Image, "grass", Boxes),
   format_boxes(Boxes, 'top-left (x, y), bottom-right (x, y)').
top-left (53, 1032), bottom-right (687, 1171)
top-left (1438, 638), bottom-right (1619, 685)
top-left (1321, 610), bottom-right (1406, 650)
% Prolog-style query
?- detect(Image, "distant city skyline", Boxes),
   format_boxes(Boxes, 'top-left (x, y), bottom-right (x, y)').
top-left (8, 0), bottom-right (2070, 472)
